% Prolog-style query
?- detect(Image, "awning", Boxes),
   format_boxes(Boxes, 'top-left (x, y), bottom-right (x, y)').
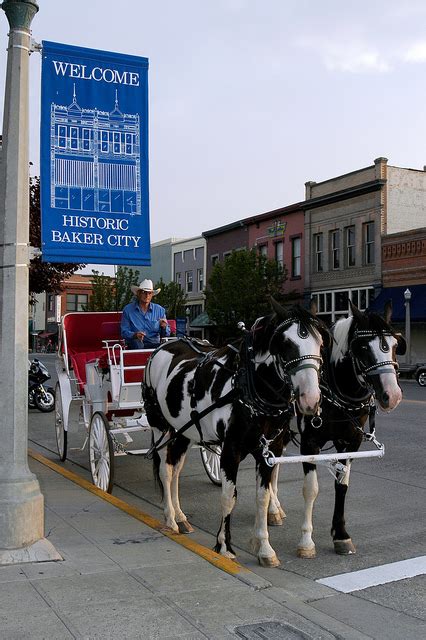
top-left (190, 311), bottom-right (214, 328)
top-left (368, 284), bottom-right (426, 322)
top-left (37, 331), bottom-right (56, 339)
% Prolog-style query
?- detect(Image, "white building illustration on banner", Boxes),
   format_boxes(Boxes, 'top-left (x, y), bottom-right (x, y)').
top-left (50, 86), bottom-right (141, 215)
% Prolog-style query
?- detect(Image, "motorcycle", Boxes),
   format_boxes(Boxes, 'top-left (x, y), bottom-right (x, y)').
top-left (28, 359), bottom-right (55, 412)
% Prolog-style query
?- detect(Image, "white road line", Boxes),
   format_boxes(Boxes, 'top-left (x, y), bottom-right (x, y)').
top-left (317, 556), bottom-right (426, 593)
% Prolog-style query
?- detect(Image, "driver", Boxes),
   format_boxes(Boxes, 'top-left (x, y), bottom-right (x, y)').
top-left (121, 279), bottom-right (170, 350)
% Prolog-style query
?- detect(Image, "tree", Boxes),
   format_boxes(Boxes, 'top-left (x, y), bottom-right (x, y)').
top-left (205, 249), bottom-right (290, 341)
top-left (85, 266), bottom-right (140, 311)
top-left (114, 266), bottom-right (141, 309)
top-left (29, 177), bottom-right (85, 294)
top-left (84, 271), bottom-right (115, 311)
top-left (154, 278), bottom-right (188, 319)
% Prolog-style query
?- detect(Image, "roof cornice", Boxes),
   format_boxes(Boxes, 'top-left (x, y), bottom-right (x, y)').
top-left (301, 179), bottom-right (386, 210)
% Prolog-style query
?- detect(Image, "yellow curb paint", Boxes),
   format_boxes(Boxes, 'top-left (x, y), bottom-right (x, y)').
top-left (28, 449), bottom-right (250, 577)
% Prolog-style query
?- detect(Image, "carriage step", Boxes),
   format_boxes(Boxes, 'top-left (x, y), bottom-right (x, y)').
top-left (121, 448), bottom-right (149, 457)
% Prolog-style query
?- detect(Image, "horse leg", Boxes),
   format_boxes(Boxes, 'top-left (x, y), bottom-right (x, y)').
top-left (268, 464), bottom-right (286, 526)
top-left (157, 448), bottom-right (180, 533)
top-left (165, 435), bottom-right (192, 534)
top-left (213, 446), bottom-right (239, 559)
top-left (297, 462), bottom-right (319, 558)
top-left (171, 450), bottom-right (194, 534)
top-left (252, 461), bottom-right (280, 567)
top-left (331, 457), bottom-right (356, 554)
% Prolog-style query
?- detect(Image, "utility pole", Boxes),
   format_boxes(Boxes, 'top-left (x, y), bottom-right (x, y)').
top-left (0, 0), bottom-right (59, 564)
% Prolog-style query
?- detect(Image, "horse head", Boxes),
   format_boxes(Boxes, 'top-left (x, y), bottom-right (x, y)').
top-left (334, 301), bottom-right (404, 411)
top-left (258, 298), bottom-right (329, 415)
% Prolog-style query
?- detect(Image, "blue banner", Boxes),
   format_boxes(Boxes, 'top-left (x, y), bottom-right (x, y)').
top-left (40, 41), bottom-right (150, 265)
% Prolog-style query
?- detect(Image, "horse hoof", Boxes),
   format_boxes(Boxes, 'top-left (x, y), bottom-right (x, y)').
top-left (177, 520), bottom-right (194, 534)
top-left (267, 513), bottom-right (283, 526)
top-left (258, 554), bottom-right (280, 568)
top-left (221, 550), bottom-right (236, 560)
top-left (334, 539), bottom-right (356, 555)
top-left (278, 506), bottom-right (286, 519)
top-left (297, 546), bottom-right (316, 559)
top-left (161, 525), bottom-right (179, 534)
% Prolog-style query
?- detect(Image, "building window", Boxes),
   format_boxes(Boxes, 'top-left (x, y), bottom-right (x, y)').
top-left (101, 130), bottom-right (109, 153)
top-left (291, 237), bottom-right (301, 277)
top-left (82, 128), bottom-right (91, 151)
top-left (258, 244), bottom-right (268, 257)
top-left (48, 294), bottom-right (55, 312)
top-left (275, 241), bottom-right (283, 268)
top-left (70, 127), bottom-right (79, 150)
top-left (223, 251), bottom-right (232, 261)
top-left (364, 221), bottom-right (375, 265)
top-left (312, 287), bottom-right (374, 324)
top-left (314, 233), bottom-right (323, 272)
top-left (197, 268), bottom-right (203, 291)
top-left (211, 254), bottom-right (219, 267)
top-left (185, 271), bottom-right (193, 293)
top-left (66, 294), bottom-right (88, 312)
top-left (58, 125), bottom-right (67, 148)
top-left (345, 226), bottom-right (355, 267)
top-left (330, 230), bottom-right (340, 270)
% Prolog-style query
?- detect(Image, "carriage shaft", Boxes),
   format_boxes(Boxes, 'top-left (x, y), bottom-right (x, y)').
top-left (268, 448), bottom-right (384, 465)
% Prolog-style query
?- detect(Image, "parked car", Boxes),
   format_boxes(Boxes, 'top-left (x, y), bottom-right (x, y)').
top-left (399, 363), bottom-right (426, 387)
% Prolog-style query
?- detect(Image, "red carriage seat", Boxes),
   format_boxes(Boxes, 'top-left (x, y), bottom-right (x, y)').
top-left (61, 312), bottom-right (123, 391)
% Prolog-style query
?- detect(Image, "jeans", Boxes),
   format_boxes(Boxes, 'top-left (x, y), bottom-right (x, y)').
top-left (126, 338), bottom-right (160, 350)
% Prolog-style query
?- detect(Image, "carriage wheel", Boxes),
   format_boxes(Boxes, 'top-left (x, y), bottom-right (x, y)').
top-left (200, 445), bottom-right (222, 486)
top-left (54, 382), bottom-right (67, 462)
top-left (89, 412), bottom-right (115, 493)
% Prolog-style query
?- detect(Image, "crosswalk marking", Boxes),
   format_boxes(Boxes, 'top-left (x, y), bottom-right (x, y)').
top-left (317, 556), bottom-right (426, 593)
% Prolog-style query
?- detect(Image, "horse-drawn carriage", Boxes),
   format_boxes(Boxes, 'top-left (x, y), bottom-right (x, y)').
top-left (54, 301), bottom-right (406, 567)
top-left (54, 311), bottom-right (221, 492)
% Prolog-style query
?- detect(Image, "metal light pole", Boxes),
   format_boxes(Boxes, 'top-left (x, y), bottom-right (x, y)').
top-left (404, 288), bottom-right (411, 365)
top-left (185, 306), bottom-right (191, 335)
top-left (0, 0), bottom-right (59, 563)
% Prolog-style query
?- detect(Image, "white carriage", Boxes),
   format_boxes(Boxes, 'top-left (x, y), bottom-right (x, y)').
top-left (54, 311), bottom-right (221, 492)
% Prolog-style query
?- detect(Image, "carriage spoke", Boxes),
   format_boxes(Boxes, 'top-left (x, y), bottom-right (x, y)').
top-left (89, 413), bottom-right (114, 493)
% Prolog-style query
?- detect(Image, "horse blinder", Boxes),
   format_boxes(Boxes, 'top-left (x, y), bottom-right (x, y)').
top-left (395, 334), bottom-right (406, 356)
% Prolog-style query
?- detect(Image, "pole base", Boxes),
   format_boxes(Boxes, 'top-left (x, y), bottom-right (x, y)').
top-left (0, 538), bottom-right (62, 566)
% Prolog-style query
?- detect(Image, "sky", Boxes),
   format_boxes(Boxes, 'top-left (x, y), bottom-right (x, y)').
top-left (1, 0), bottom-right (425, 254)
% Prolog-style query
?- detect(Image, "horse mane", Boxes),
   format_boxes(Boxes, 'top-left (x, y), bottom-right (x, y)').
top-left (331, 317), bottom-right (353, 363)
top-left (331, 310), bottom-right (394, 363)
top-left (281, 305), bottom-right (325, 339)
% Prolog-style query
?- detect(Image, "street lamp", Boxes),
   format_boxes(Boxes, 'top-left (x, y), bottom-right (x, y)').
top-left (185, 306), bottom-right (191, 335)
top-left (0, 0), bottom-right (59, 564)
top-left (404, 288), bottom-right (411, 365)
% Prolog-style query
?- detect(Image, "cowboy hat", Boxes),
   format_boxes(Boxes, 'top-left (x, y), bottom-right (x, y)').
top-left (131, 279), bottom-right (161, 296)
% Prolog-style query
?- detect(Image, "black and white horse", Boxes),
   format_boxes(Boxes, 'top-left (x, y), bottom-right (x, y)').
top-left (142, 300), bottom-right (330, 567)
top-left (297, 301), bottom-right (406, 558)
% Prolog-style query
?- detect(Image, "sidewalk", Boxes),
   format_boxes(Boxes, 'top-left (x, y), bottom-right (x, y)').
top-left (0, 455), bottom-right (423, 640)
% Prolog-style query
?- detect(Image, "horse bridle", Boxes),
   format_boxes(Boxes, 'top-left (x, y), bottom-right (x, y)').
top-left (350, 330), bottom-right (399, 377)
top-left (271, 317), bottom-right (323, 380)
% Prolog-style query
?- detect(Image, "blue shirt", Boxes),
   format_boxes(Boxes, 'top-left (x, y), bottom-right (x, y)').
top-left (121, 299), bottom-right (171, 345)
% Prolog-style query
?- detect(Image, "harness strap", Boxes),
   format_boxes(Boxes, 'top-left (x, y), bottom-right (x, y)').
top-left (146, 388), bottom-right (236, 457)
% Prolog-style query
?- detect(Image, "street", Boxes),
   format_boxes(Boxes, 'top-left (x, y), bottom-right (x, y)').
top-left (29, 353), bottom-right (426, 631)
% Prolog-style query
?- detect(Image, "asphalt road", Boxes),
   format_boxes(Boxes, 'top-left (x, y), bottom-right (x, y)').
top-left (29, 352), bottom-right (426, 627)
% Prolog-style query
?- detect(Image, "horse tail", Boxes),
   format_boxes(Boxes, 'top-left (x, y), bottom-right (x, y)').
top-left (151, 441), bottom-right (164, 500)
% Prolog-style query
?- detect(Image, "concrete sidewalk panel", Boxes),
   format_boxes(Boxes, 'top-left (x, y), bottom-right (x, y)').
top-left (130, 562), bottom-right (238, 594)
top-left (29, 570), bottom-right (152, 609)
top-left (310, 592), bottom-right (426, 639)
top-left (0, 607), bottom-right (75, 639)
top-left (57, 599), bottom-right (201, 640)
